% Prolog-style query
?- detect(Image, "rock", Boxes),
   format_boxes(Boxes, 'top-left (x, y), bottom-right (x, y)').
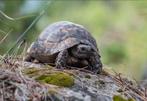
top-left (0, 60), bottom-right (145, 101)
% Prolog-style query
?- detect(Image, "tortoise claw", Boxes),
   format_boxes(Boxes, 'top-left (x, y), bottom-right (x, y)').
top-left (55, 63), bottom-right (65, 70)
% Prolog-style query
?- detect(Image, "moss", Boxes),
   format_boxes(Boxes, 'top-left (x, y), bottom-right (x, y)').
top-left (113, 95), bottom-right (135, 101)
top-left (36, 72), bottom-right (74, 87)
top-left (24, 68), bottom-right (39, 75)
top-left (24, 65), bottom-right (53, 74)
top-left (23, 66), bottom-right (74, 87)
top-left (23, 66), bottom-right (54, 77)
top-left (128, 99), bottom-right (135, 101)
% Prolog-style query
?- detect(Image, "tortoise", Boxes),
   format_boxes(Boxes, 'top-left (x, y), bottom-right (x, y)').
top-left (24, 21), bottom-right (102, 73)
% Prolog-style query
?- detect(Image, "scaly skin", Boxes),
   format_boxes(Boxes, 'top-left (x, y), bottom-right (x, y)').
top-left (55, 49), bottom-right (68, 69)
top-left (88, 53), bottom-right (102, 74)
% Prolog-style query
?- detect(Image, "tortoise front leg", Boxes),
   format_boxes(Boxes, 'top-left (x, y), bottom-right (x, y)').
top-left (55, 49), bottom-right (68, 69)
top-left (88, 53), bottom-right (102, 74)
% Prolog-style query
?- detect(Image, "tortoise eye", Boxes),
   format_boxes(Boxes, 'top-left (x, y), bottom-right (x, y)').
top-left (91, 48), bottom-right (94, 52)
top-left (81, 47), bottom-right (86, 51)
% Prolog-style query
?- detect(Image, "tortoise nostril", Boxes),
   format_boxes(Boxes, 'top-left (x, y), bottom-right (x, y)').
top-left (81, 47), bottom-right (86, 51)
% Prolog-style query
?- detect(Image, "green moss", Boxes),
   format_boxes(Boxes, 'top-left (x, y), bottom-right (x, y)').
top-left (23, 65), bottom-right (53, 74)
top-left (36, 72), bottom-right (74, 87)
top-left (113, 95), bottom-right (135, 101)
top-left (23, 67), bottom-right (74, 87)
top-left (128, 99), bottom-right (135, 101)
top-left (24, 68), bottom-right (39, 75)
top-left (23, 66), bottom-right (54, 77)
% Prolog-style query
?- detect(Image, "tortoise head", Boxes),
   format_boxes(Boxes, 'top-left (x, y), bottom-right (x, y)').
top-left (71, 44), bottom-right (95, 59)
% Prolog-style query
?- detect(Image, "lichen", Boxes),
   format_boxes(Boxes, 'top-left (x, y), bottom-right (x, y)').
top-left (95, 80), bottom-right (106, 88)
top-left (113, 95), bottom-right (135, 101)
top-left (36, 72), bottom-right (74, 87)
top-left (85, 75), bottom-right (91, 79)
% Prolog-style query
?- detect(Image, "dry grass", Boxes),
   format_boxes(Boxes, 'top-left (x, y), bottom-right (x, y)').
top-left (0, 55), bottom-right (147, 101)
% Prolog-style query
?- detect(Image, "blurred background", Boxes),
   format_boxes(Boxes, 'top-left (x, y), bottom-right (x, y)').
top-left (0, 0), bottom-right (147, 80)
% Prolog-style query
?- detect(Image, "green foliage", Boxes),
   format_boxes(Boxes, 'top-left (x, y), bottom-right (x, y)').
top-left (113, 95), bottom-right (135, 101)
top-left (36, 72), bottom-right (74, 87)
top-left (1, 0), bottom-right (147, 79)
top-left (103, 43), bottom-right (128, 64)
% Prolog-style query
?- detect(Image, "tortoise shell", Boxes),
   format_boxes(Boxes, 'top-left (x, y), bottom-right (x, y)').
top-left (27, 21), bottom-right (99, 62)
